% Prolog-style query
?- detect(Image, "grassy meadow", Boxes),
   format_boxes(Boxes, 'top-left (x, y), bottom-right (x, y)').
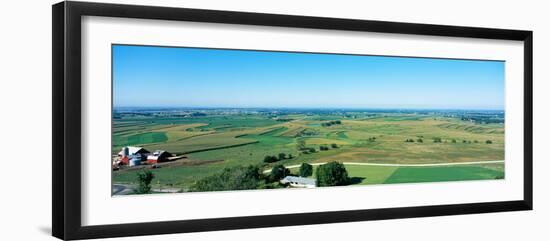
top-left (112, 109), bottom-right (505, 192)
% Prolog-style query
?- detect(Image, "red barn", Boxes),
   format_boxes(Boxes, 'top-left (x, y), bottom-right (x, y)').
top-left (117, 146), bottom-right (150, 165)
top-left (146, 150), bottom-right (174, 164)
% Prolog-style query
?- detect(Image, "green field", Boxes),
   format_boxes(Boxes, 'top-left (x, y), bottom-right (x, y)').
top-left (112, 110), bottom-right (505, 192)
top-left (346, 163), bottom-right (504, 185)
top-left (283, 162), bottom-right (503, 185)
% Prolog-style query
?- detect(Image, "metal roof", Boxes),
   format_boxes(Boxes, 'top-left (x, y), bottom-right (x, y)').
top-left (147, 150), bottom-right (171, 160)
top-left (118, 146), bottom-right (149, 156)
top-left (281, 176), bottom-right (316, 186)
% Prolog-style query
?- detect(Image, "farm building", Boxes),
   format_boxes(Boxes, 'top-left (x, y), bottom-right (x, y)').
top-left (118, 146), bottom-right (150, 157)
top-left (280, 176), bottom-right (317, 188)
top-left (146, 150), bottom-right (174, 164)
top-left (118, 146), bottom-right (150, 165)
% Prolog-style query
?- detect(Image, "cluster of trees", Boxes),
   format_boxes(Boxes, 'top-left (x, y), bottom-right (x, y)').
top-left (191, 165), bottom-right (269, 192)
top-left (274, 161), bottom-right (350, 187)
top-left (451, 139), bottom-right (492, 144)
top-left (321, 120), bottom-right (342, 127)
top-left (191, 163), bottom-right (300, 192)
top-left (272, 161), bottom-right (351, 186)
top-left (299, 163), bottom-right (313, 177)
top-left (263, 153), bottom-right (294, 163)
top-left (301, 147), bottom-right (317, 154)
top-left (319, 144), bottom-right (340, 151)
top-left (457, 139), bottom-right (492, 144)
top-left (316, 162), bottom-right (350, 187)
top-left (298, 139), bottom-right (340, 154)
top-left (135, 170), bottom-right (155, 194)
top-left (270, 164), bottom-right (291, 181)
top-left (190, 161), bottom-right (353, 192)
top-left (367, 137), bottom-right (376, 142)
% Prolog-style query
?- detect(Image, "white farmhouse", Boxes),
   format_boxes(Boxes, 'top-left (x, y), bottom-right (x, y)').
top-left (280, 176), bottom-right (317, 188)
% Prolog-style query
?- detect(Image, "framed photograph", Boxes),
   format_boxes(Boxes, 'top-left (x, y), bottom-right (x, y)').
top-left (52, 1), bottom-right (533, 240)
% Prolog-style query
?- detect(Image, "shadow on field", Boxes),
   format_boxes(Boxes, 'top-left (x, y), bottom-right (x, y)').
top-left (349, 177), bottom-right (365, 185)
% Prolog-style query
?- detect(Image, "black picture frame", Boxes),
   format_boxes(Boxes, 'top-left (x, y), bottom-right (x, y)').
top-left (52, 1), bottom-right (533, 240)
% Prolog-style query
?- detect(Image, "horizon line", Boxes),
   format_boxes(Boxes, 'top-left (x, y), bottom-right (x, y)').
top-left (113, 106), bottom-right (505, 111)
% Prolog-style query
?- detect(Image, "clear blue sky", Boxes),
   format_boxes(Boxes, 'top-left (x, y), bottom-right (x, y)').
top-left (113, 45), bottom-right (504, 110)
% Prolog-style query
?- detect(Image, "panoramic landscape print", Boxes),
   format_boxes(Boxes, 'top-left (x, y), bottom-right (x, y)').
top-left (111, 45), bottom-right (505, 195)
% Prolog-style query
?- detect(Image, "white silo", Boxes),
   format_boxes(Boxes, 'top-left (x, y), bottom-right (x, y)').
top-left (128, 155), bottom-right (141, 166)
top-left (122, 146), bottom-right (129, 157)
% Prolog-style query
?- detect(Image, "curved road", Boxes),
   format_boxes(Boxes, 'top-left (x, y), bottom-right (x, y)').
top-left (112, 184), bottom-right (134, 195)
top-left (262, 160), bottom-right (504, 173)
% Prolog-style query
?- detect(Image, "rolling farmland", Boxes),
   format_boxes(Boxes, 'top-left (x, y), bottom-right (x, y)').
top-left (112, 108), bottom-right (505, 192)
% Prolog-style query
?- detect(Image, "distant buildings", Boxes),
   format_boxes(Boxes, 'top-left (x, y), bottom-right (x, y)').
top-left (146, 150), bottom-right (174, 164)
top-left (117, 146), bottom-right (173, 166)
top-left (118, 146), bottom-right (150, 157)
top-left (118, 146), bottom-right (149, 166)
top-left (280, 176), bottom-right (317, 188)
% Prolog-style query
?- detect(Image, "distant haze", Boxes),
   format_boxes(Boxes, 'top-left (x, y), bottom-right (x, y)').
top-left (113, 45), bottom-right (505, 110)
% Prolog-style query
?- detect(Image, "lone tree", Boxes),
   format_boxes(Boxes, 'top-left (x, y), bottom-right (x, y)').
top-left (270, 164), bottom-right (290, 181)
top-left (278, 153), bottom-right (287, 160)
top-left (136, 170), bottom-right (154, 194)
top-left (331, 143), bottom-right (338, 148)
top-left (299, 163), bottom-right (313, 177)
top-left (486, 140), bottom-right (493, 144)
top-left (315, 161), bottom-right (350, 187)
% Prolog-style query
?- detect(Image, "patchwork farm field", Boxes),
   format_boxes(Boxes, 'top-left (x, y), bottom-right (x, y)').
top-left (112, 109), bottom-right (505, 192)
top-left (282, 162), bottom-right (504, 185)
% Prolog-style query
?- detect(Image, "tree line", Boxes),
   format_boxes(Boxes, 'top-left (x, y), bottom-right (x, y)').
top-left (296, 139), bottom-right (339, 154)
top-left (405, 137), bottom-right (493, 144)
top-left (188, 161), bottom-right (352, 192)
top-left (263, 153), bottom-right (294, 163)
top-left (321, 120), bottom-right (342, 127)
